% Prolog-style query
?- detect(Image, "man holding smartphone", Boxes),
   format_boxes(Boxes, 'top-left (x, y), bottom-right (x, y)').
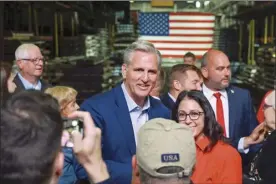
top-left (0, 90), bottom-right (112, 184)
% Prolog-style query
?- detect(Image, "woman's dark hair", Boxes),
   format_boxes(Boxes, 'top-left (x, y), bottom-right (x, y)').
top-left (172, 90), bottom-right (228, 152)
top-left (0, 62), bottom-right (12, 107)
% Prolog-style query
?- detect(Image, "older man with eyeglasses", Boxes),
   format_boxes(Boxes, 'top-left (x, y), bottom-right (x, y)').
top-left (13, 43), bottom-right (50, 93)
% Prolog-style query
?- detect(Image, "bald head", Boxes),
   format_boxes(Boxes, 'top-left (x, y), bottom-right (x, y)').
top-left (202, 50), bottom-right (229, 68)
top-left (201, 50), bottom-right (231, 90)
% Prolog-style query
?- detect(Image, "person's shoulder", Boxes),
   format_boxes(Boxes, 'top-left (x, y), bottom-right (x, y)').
top-left (214, 141), bottom-right (241, 160)
top-left (228, 85), bottom-right (249, 94)
top-left (13, 74), bottom-right (23, 87)
top-left (227, 85), bottom-right (251, 101)
top-left (264, 130), bottom-right (276, 146)
top-left (149, 96), bottom-right (171, 118)
top-left (160, 93), bottom-right (168, 100)
top-left (41, 79), bottom-right (52, 90)
top-left (150, 96), bottom-right (170, 110)
top-left (81, 88), bottom-right (115, 107)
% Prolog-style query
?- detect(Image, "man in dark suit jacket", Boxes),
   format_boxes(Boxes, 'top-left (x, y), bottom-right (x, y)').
top-left (201, 50), bottom-right (264, 166)
top-left (13, 43), bottom-right (50, 93)
top-left (161, 64), bottom-right (202, 110)
top-left (13, 74), bottom-right (50, 93)
top-left (74, 40), bottom-right (170, 184)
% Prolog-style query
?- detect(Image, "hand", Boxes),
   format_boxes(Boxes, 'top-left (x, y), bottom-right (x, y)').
top-left (61, 130), bottom-right (70, 147)
top-left (7, 80), bottom-right (17, 93)
top-left (244, 123), bottom-right (266, 149)
top-left (68, 111), bottom-right (109, 183)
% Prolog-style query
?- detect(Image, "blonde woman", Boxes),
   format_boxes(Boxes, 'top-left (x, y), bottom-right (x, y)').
top-left (45, 86), bottom-right (79, 184)
top-left (45, 86), bottom-right (79, 118)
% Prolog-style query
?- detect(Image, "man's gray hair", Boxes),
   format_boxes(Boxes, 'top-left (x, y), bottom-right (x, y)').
top-left (139, 166), bottom-right (190, 184)
top-left (15, 43), bottom-right (39, 60)
top-left (123, 40), bottom-right (162, 68)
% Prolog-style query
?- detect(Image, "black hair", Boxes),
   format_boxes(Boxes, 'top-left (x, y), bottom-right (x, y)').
top-left (184, 52), bottom-right (196, 61)
top-left (172, 90), bottom-right (228, 152)
top-left (0, 90), bottom-right (63, 184)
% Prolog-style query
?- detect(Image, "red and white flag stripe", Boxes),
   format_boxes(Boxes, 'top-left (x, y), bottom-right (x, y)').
top-left (139, 12), bottom-right (215, 59)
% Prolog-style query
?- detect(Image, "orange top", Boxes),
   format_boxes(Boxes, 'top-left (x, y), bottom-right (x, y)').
top-left (191, 137), bottom-right (242, 184)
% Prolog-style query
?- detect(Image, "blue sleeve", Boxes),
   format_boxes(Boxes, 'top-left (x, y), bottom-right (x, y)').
top-left (59, 148), bottom-right (77, 184)
top-left (73, 158), bottom-right (132, 183)
top-left (229, 91), bottom-right (261, 152)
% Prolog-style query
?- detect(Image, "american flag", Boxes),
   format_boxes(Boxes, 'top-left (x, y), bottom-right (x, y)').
top-left (138, 12), bottom-right (215, 59)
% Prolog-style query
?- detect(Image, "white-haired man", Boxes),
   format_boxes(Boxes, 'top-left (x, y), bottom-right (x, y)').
top-left (13, 43), bottom-right (50, 92)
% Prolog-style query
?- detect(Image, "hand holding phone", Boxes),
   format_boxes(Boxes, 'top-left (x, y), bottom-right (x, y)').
top-left (67, 111), bottom-right (109, 183)
top-left (62, 117), bottom-right (83, 147)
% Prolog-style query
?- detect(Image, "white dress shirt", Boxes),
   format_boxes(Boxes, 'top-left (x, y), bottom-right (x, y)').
top-left (121, 83), bottom-right (150, 145)
top-left (151, 96), bottom-right (160, 100)
top-left (168, 92), bottom-right (176, 102)
top-left (202, 84), bottom-right (249, 153)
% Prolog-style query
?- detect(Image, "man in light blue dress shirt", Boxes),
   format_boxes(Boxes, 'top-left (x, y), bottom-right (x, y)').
top-left (12, 43), bottom-right (50, 93)
top-left (74, 40), bottom-right (170, 184)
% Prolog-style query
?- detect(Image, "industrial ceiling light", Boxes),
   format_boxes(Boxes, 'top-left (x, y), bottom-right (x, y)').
top-left (204, 1), bottom-right (210, 6)
top-left (196, 1), bottom-right (201, 8)
top-left (187, 1), bottom-right (194, 3)
top-left (130, 0), bottom-right (134, 3)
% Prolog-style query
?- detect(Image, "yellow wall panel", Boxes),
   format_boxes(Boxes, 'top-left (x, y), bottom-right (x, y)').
top-left (151, 0), bottom-right (174, 7)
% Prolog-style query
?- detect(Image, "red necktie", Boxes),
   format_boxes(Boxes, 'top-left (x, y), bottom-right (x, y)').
top-left (213, 92), bottom-right (226, 136)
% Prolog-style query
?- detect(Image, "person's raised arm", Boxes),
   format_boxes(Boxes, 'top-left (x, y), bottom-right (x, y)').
top-left (69, 111), bottom-right (110, 183)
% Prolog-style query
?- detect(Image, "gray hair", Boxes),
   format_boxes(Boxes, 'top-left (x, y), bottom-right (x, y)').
top-left (123, 40), bottom-right (162, 68)
top-left (15, 43), bottom-right (40, 60)
top-left (139, 167), bottom-right (189, 184)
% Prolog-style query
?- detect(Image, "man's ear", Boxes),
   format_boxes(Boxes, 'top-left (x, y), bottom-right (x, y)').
top-left (173, 80), bottom-right (181, 91)
top-left (201, 67), bottom-right (208, 79)
top-left (53, 152), bottom-right (64, 177)
top-left (16, 60), bottom-right (24, 70)
top-left (121, 64), bottom-right (127, 79)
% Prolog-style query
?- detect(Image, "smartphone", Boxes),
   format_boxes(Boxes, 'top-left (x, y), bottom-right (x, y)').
top-left (62, 117), bottom-right (84, 147)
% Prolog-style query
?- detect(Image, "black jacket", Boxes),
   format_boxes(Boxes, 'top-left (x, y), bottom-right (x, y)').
top-left (160, 92), bottom-right (175, 110)
top-left (13, 74), bottom-right (51, 93)
top-left (257, 130), bottom-right (276, 183)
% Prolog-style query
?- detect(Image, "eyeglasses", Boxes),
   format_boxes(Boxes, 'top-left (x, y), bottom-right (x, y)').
top-left (177, 111), bottom-right (204, 121)
top-left (20, 58), bottom-right (44, 65)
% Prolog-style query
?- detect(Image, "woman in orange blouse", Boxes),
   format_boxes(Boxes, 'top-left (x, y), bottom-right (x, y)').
top-left (172, 90), bottom-right (242, 184)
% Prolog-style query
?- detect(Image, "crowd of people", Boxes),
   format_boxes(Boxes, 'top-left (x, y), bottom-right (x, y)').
top-left (0, 41), bottom-right (275, 184)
